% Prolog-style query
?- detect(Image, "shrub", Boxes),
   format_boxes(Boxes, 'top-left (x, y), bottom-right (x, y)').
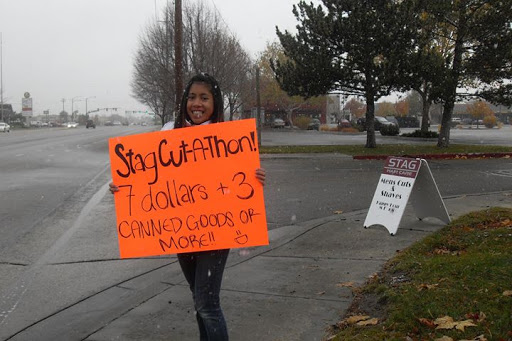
top-left (339, 127), bottom-right (360, 133)
top-left (401, 129), bottom-right (439, 138)
top-left (380, 124), bottom-right (400, 136)
top-left (293, 116), bottom-right (310, 130)
top-left (483, 115), bottom-right (497, 128)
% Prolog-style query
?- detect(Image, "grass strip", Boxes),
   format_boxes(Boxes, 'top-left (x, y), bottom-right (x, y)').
top-left (330, 207), bottom-right (512, 341)
top-left (260, 144), bottom-right (512, 156)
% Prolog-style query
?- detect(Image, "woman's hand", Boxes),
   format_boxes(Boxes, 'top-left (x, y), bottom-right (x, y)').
top-left (255, 168), bottom-right (266, 186)
top-left (109, 182), bottom-right (119, 194)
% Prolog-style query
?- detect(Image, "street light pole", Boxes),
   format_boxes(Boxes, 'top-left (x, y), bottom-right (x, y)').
top-left (71, 96), bottom-right (82, 122)
top-left (0, 32), bottom-right (4, 122)
top-left (174, 0), bottom-right (183, 119)
top-left (85, 96), bottom-right (95, 119)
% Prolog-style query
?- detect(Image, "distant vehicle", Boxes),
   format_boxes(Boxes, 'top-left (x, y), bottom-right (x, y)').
top-left (104, 121), bottom-right (114, 126)
top-left (86, 120), bottom-right (96, 129)
top-left (307, 118), bottom-right (321, 130)
top-left (395, 116), bottom-right (420, 128)
top-left (113, 121), bottom-right (122, 126)
top-left (271, 118), bottom-right (285, 128)
top-left (0, 122), bottom-right (10, 132)
top-left (385, 116), bottom-right (399, 127)
top-left (357, 116), bottom-right (397, 131)
top-left (66, 122), bottom-right (78, 128)
top-left (338, 119), bottom-right (351, 128)
top-left (141, 122), bottom-right (148, 126)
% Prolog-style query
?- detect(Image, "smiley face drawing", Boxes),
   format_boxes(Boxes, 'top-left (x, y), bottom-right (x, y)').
top-left (234, 230), bottom-right (249, 245)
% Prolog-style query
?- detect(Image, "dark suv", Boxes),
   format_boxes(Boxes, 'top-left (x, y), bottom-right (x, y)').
top-left (86, 120), bottom-right (96, 129)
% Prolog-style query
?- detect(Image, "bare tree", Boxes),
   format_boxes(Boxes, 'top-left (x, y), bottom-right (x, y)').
top-left (183, 1), bottom-right (253, 119)
top-left (131, 12), bottom-right (176, 126)
top-left (132, 0), bottom-right (253, 126)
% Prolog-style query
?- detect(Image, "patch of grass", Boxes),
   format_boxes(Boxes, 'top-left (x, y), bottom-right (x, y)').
top-left (329, 207), bottom-right (512, 341)
top-left (260, 144), bottom-right (512, 156)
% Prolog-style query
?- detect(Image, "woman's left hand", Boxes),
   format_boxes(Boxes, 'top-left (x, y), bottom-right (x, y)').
top-left (255, 168), bottom-right (266, 186)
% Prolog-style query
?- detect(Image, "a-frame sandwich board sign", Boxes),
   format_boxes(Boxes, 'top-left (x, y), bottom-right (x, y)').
top-left (363, 156), bottom-right (451, 235)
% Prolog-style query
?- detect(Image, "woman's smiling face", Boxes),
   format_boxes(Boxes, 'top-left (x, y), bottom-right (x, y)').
top-left (186, 82), bottom-right (215, 125)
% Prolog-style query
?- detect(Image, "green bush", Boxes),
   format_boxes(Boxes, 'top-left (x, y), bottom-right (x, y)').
top-left (380, 124), bottom-right (400, 136)
top-left (401, 129), bottom-right (439, 138)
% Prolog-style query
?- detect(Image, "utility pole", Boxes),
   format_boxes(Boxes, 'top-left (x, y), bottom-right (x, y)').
top-left (174, 0), bottom-right (183, 119)
top-left (256, 66), bottom-right (261, 147)
top-left (1, 32), bottom-right (4, 122)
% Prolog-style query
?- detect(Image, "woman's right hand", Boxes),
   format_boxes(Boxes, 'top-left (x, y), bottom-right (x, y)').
top-left (109, 182), bottom-right (119, 194)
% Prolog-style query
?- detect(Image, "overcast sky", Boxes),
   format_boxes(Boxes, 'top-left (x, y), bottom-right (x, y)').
top-left (0, 0), bottom-right (302, 117)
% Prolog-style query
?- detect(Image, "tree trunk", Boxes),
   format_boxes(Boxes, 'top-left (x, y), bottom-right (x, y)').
top-left (437, 100), bottom-right (452, 147)
top-left (421, 97), bottom-right (431, 133)
top-left (420, 82), bottom-right (431, 133)
top-left (365, 91), bottom-right (376, 148)
top-left (437, 7), bottom-right (466, 148)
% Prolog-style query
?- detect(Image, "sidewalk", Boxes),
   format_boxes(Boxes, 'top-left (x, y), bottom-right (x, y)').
top-left (85, 191), bottom-right (512, 341)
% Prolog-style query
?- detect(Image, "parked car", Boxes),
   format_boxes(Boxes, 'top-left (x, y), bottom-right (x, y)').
top-left (0, 122), bottom-right (10, 132)
top-left (86, 120), bottom-right (96, 129)
top-left (307, 118), bottom-right (321, 130)
top-left (338, 119), bottom-right (352, 128)
top-left (395, 116), bottom-right (420, 128)
top-left (271, 118), bottom-right (285, 128)
top-left (357, 116), bottom-right (397, 131)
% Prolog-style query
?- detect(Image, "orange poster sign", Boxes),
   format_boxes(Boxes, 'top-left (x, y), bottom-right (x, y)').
top-left (108, 119), bottom-right (268, 258)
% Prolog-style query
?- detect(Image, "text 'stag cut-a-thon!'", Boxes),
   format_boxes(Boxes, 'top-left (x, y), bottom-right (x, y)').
top-left (109, 119), bottom-right (268, 258)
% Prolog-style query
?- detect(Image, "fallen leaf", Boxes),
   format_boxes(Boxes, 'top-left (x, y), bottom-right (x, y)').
top-left (356, 317), bottom-right (379, 326)
top-left (434, 336), bottom-right (453, 341)
top-left (455, 319), bottom-right (477, 331)
top-left (345, 315), bottom-right (370, 324)
top-left (418, 317), bottom-right (436, 329)
top-left (459, 335), bottom-right (487, 341)
top-left (333, 210), bottom-right (344, 214)
top-left (336, 281), bottom-right (355, 288)
top-left (435, 316), bottom-right (457, 330)
top-left (503, 290), bottom-right (512, 296)
top-left (417, 283), bottom-right (439, 291)
top-left (316, 291), bottom-right (325, 295)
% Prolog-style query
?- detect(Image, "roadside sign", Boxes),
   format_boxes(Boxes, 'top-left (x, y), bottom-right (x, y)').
top-left (364, 156), bottom-right (450, 235)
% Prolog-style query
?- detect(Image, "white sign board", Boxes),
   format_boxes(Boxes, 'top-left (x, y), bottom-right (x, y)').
top-left (364, 156), bottom-right (450, 235)
top-left (22, 97), bottom-right (33, 117)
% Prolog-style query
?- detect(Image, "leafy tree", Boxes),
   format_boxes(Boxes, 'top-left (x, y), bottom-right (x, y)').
top-left (394, 99), bottom-right (410, 117)
top-left (376, 102), bottom-right (397, 117)
top-left (405, 91), bottom-right (423, 117)
top-left (272, 0), bottom-right (416, 147)
top-left (466, 100), bottom-right (493, 128)
top-left (344, 98), bottom-right (366, 119)
top-left (59, 111), bottom-right (69, 123)
top-left (419, 0), bottom-right (512, 147)
top-left (258, 42), bottom-right (324, 125)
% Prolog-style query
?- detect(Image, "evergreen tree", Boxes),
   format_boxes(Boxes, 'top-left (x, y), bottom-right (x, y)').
top-left (272, 0), bottom-right (416, 147)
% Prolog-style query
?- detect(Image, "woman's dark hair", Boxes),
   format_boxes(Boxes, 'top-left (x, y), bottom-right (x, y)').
top-left (174, 73), bottom-right (224, 128)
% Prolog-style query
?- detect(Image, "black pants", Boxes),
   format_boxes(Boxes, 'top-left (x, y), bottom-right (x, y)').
top-left (178, 249), bottom-right (230, 341)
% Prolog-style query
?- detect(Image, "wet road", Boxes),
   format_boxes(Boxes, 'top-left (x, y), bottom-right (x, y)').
top-left (0, 124), bottom-right (511, 340)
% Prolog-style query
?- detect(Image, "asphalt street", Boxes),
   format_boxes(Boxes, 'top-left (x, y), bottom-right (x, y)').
top-left (0, 124), bottom-right (511, 340)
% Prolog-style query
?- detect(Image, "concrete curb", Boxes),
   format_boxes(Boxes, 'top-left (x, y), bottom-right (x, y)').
top-left (353, 152), bottom-right (512, 160)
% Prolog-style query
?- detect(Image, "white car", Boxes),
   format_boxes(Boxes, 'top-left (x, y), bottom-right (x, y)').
top-left (66, 122), bottom-right (79, 128)
top-left (0, 122), bottom-right (10, 132)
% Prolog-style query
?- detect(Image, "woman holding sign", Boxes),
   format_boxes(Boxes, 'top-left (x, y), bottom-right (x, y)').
top-left (110, 73), bottom-right (265, 341)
